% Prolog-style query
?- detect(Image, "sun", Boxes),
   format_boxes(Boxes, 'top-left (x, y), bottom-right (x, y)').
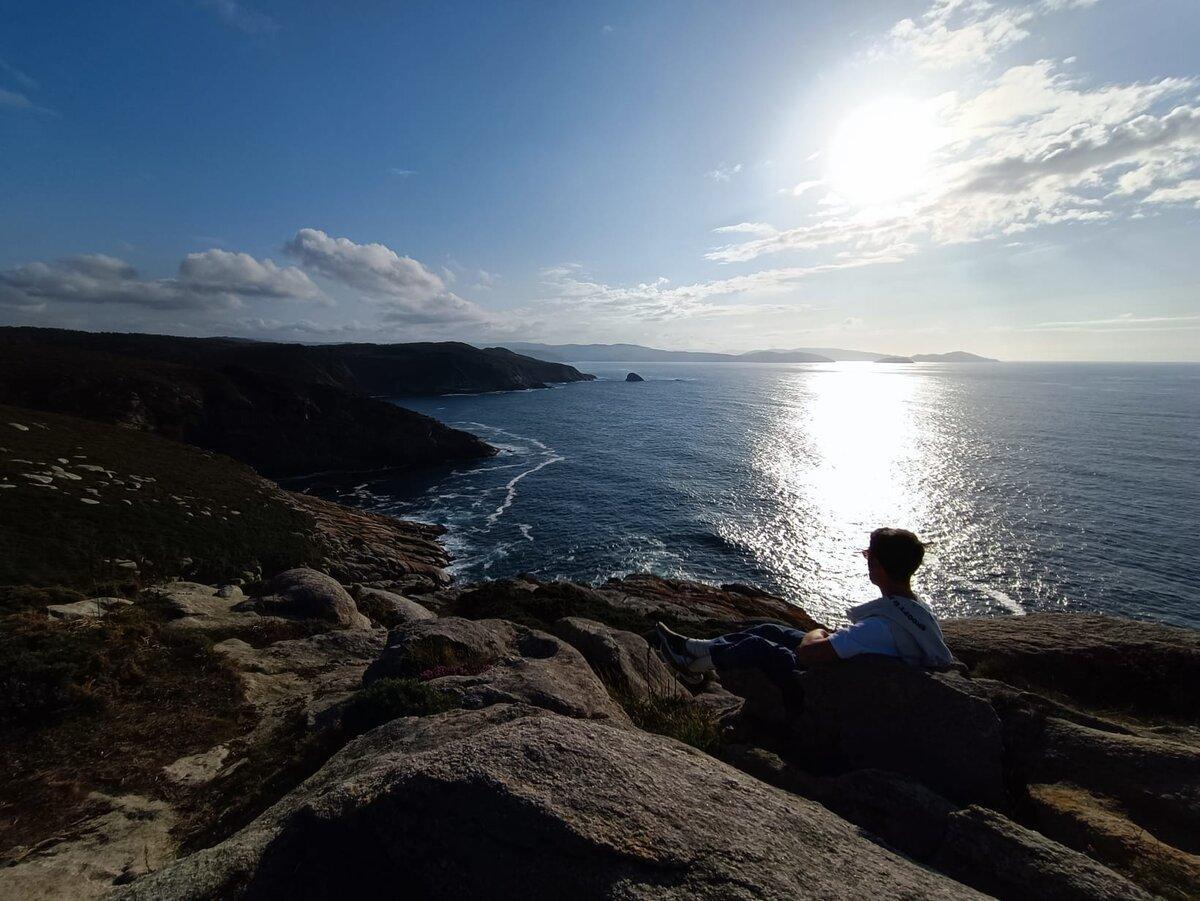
top-left (828, 98), bottom-right (943, 207)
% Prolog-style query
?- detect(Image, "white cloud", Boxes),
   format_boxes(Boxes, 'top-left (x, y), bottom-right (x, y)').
top-left (712, 222), bottom-right (778, 236)
top-left (885, 0), bottom-right (1035, 69)
top-left (179, 250), bottom-right (323, 301)
top-left (1143, 179), bottom-right (1200, 208)
top-left (198, 0), bottom-right (278, 34)
top-left (387, 168), bottom-right (417, 177)
top-left (706, 162), bottom-right (743, 182)
top-left (0, 250), bottom-right (318, 311)
top-left (708, 53), bottom-right (1200, 265)
top-left (283, 228), bottom-right (489, 325)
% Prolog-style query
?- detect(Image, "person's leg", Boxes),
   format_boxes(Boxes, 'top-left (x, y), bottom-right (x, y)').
top-left (742, 623), bottom-right (810, 647)
top-left (709, 634), bottom-right (799, 688)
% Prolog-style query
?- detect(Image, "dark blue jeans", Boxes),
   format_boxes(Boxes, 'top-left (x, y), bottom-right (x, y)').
top-left (708, 623), bottom-right (809, 687)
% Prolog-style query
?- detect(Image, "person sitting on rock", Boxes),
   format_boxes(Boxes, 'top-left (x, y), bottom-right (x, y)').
top-left (655, 527), bottom-right (953, 686)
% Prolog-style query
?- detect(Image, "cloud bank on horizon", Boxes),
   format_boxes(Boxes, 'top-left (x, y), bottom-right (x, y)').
top-left (1, 0), bottom-right (1198, 359)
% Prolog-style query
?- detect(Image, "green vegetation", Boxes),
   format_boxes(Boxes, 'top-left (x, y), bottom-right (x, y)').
top-left (612, 685), bottom-right (723, 754)
top-left (0, 404), bottom-right (318, 593)
top-left (340, 678), bottom-right (457, 736)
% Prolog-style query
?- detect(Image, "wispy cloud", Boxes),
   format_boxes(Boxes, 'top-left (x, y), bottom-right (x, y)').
top-left (198, 0), bottom-right (278, 35)
top-left (387, 168), bottom-right (418, 178)
top-left (706, 162), bottom-right (743, 182)
top-left (0, 56), bottom-right (37, 91)
top-left (1023, 313), bottom-right (1200, 332)
top-left (712, 222), bottom-right (778, 237)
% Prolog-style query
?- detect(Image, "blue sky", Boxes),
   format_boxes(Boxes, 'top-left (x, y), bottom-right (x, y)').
top-left (2, 0), bottom-right (1199, 360)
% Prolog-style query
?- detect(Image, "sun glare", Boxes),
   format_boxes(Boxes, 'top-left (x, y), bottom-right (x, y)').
top-left (828, 98), bottom-right (942, 206)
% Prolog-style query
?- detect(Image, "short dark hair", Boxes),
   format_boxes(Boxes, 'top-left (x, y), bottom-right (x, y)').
top-left (869, 528), bottom-right (925, 580)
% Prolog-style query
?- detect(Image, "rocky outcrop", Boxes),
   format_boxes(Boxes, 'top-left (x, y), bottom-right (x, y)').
top-left (284, 492), bottom-right (451, 591)
top-left (251, 568), bottom-right (371, 630)
top-left (625, 372), bottom-right (645, 382)
top-left (436, 573), bottom-right (821, 636)
top-left (113, 706), bottom-right (983, 900)
top-left (942, 613), bottom-right (1200, 719)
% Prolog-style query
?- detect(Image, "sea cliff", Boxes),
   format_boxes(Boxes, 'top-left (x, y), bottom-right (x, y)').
top-left (0, 328), bottom-right (594, 477)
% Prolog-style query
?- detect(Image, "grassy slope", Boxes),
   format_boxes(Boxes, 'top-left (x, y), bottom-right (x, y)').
top-left (0, 404), bottom-right (316, 593)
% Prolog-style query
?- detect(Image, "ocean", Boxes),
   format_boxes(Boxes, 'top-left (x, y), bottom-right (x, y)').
top-left (295, 361), bottom-right (1200, 629)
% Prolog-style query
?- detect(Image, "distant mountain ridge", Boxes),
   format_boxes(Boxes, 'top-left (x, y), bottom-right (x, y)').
top-left (502, 342), bottom-right (998, 364)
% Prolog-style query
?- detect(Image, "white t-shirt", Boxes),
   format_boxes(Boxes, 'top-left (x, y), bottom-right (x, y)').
top-left (828, 617), bottom-right (901, 660)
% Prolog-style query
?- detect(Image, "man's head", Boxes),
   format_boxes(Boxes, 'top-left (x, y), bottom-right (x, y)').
top-left (862, 527), bottom-right (925, 588)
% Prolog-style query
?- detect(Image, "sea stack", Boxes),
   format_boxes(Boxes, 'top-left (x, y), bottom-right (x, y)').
top-left (625, 372), bottom-right (645, 382)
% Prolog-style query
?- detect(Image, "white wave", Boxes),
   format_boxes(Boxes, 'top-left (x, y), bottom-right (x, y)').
top-left (518, 523), bottom-right (534, 542)
top-left (485, 452), bottom-right (563, 526)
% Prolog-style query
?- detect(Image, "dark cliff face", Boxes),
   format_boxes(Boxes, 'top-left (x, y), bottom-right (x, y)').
top-left (0, 328), bottom-right (595, 395)
top-left (0, 333), bottom-right (499, 477)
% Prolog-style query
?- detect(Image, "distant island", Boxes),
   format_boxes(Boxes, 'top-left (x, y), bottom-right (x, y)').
top-left (502, 342), bottom-right (999, 364)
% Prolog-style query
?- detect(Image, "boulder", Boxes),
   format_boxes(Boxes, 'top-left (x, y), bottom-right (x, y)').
top-left (114, 706), bottom-right (985, 900)
top-left (555, 616), bottom-right (677, 702)
top-left (942, 613), bottom-right (1200, 719)
top-left (722, 655), bottom-right (1005, 808)
top-left (354, 587), bottom-right (436, 629)
top-left (932, 805), bottom-right (1154, 900)
top-left (256, 568), bottom-right (370, 630)
top-left (365, 617), bottom-right (629, 723)
top-left (363, 616), bottom-right (511, 682)
top-left (792, 657), bottom-right (1006, 808)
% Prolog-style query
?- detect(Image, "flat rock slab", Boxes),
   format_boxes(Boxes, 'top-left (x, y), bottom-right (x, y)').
top-left (216, 630), bottom-right (386, 710)
top-left (45, 597), bottom-right (132, 621)
top-left (0, 793), bottom-right (175, 900)
top-left (114, 706), bottom-right (985, 900)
